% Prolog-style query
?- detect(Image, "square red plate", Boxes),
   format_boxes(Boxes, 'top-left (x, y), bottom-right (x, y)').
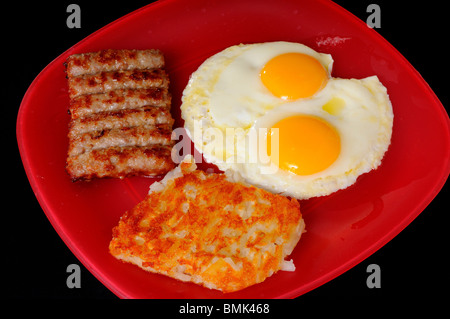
top-left (16, 0), bottom-right (450, 298)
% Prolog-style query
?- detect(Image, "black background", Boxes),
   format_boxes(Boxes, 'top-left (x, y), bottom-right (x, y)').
top-left (5, 0), bottom-right (449, 307)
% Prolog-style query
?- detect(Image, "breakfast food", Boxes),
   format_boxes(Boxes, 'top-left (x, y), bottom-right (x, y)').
top-left (67, 69), bottom-right (169, 99)
top-left (68, 88), bottom-right (171, 119)
top-left (181, 41), bottom-right (394, 199)
top-left (67, 146), bottom-right (173, 180)
top-left (65, 49), bottom-right (165, 77)
top-left (109, 156), bottom-right (305, 293)
top-left (67, 124), bottom-right (173, 157)
top-left (68, 105), bottom-right (173, 138)
top-left (65, 49), bottom-right (175, 181)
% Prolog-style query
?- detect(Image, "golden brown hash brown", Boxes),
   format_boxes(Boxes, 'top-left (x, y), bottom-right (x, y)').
top-left (109, 157), bottom-right (305, 293)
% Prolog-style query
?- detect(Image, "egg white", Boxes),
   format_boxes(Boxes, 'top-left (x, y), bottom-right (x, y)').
top-left (181, 41), bottom-right (333, 166)
top-left (239, 76), bottom-right (394, 199)
top-left (180, 41), bottom-right (393, 199)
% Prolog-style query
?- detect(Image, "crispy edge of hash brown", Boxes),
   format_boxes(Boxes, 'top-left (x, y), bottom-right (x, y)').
top-left (109, 156), bottom-right (305, 293)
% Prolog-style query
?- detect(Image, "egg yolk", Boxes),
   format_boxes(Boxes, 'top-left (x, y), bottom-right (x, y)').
top-left (268, 115), bottom-right (340, 175)
top-left (260, 53), bottom-right (328, 100)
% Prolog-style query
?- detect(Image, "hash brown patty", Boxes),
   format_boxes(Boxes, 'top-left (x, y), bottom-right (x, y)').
top-left (109, 156), bottom-right (305, 293)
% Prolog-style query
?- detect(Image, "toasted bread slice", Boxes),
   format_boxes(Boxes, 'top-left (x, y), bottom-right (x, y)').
top-left (109, 156), bottom-right (305, 293)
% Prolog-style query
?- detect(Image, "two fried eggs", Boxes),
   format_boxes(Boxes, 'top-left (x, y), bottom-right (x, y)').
top-left (181, 41), bottom-right (393, 199)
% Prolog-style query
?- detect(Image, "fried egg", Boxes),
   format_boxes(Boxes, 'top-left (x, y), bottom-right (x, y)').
top-left (181, 41), bottom-right (393, 199)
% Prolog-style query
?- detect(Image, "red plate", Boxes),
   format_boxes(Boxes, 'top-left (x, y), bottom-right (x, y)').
top-left (16, 0), bottom-right (450, 298)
